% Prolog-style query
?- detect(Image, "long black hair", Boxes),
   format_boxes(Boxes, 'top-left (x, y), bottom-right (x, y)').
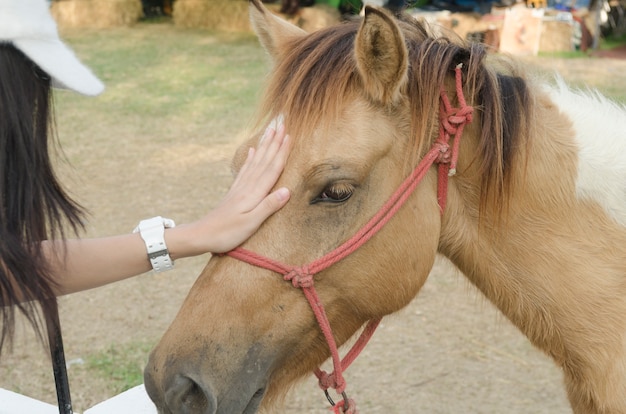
top-left (0, 44), bottom-right (86, 351)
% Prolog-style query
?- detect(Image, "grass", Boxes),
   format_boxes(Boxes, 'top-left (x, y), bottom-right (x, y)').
top-left (85, 341), bottom-right (155, 394)
top-left (58, 23), bottom-right (269, 148)
top-left (599, 31), bottom-right (626, 49)
top-left (538, 49), bottom-right (589, 58)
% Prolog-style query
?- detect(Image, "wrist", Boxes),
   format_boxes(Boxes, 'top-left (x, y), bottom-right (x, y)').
top-left (163, 221), bottom-right (211, 260)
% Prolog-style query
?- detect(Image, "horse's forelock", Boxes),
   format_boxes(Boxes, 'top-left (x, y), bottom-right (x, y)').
top-left (257, 21), bottom-right (360, 140)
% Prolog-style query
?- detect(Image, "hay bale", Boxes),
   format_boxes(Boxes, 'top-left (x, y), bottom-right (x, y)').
top-left (51, 0), bottom-right (142, 29)
top-left (539, 19), bottom-right (575, 52)
top-left (173, 0), bottom-right (340, 32)
top-left (173, 0), bottom-right (250, 31)
top-left (283, 4), bottom-right (341, 32)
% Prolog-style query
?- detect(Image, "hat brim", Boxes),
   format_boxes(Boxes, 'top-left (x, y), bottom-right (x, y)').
top-left (13, 37), bottom-right (105, 96)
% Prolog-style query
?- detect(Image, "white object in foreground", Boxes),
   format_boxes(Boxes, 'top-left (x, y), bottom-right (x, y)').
top-left (0, 388), bottom-right (58, 414)
top-left (0, 384), bottom-right (157, 414)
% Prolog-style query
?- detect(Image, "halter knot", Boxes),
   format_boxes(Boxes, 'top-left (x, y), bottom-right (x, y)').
top-left (457, 105), bottom-right (474, 123)
top-left (434, 141), bottom-right (451, 164)
top-left (440, 106), bottom-right (474, 135)
top-left (284, 266), bottom-right (314, 288)
top-left (317, 370), bottom-right (346, 393)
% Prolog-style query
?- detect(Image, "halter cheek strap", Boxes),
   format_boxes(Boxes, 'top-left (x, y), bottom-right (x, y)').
top-left (224, 64), bottom-right (472, 413)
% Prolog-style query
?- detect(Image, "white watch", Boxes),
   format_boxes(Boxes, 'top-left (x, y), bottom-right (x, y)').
top-left (133, 216), bottom-right (176, 273)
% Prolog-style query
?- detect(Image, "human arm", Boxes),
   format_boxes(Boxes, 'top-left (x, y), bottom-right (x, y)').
top-left (45, 123), bottom-right (291, 296)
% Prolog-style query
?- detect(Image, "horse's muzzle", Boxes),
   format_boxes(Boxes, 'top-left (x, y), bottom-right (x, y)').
top-left (144, 342), bottom-right (270, 414)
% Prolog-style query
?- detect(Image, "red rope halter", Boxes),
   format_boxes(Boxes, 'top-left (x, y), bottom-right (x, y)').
top-left (225, 64), bottom-right (472, 413)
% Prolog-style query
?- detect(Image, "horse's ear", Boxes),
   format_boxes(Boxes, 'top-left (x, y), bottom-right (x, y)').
top-left (355, 6), bottom-right (408, 104)
top-left (249, 0), bottom-right (307, 60)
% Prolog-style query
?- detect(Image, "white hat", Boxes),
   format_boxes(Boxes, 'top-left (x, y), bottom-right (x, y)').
top-left (0, 0), bottom-right (105, 96)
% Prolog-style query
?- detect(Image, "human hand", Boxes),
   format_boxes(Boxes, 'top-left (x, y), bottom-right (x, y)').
top-left (193, 120), bottom-right (292, 254)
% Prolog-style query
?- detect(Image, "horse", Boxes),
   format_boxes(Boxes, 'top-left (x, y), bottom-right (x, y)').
top-left (143, 1), bottom-right (626, 413)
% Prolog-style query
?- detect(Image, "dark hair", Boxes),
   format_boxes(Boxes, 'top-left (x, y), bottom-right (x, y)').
top-left (0, 44), bottom-right (86, 352)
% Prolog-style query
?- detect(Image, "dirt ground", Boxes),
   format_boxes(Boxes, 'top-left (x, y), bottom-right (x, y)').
top-left (1, 46), bottom-right (626, 413)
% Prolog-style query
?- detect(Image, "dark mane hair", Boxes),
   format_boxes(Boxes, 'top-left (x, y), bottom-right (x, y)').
top-left (256, 12), bottom-right (530, 213)
top-left (0, 44), bottom-right (86, 351)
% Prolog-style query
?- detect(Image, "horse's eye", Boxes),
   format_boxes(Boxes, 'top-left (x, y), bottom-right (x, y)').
top-left (311, 183), bottom-right (354, 204)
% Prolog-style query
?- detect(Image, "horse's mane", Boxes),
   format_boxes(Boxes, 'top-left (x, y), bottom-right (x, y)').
top-left (257, 12), bottom-right (531, 213)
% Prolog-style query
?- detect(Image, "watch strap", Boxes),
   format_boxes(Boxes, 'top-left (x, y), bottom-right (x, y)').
top-left (133, 216), bottom-right (175, 273)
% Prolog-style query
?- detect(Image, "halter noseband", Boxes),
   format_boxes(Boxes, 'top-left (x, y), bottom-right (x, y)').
top-left (224, 64), bottom-right (472, 413)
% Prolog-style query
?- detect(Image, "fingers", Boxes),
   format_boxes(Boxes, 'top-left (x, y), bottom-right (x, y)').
top-left (234, 121), bottom-right (284, 180)
top-left (202, 118), bottom-right (292, 253)
top-left (230, 119), bottom-right (291, 207)
top-left (252, 121), bottom-right (289, 173)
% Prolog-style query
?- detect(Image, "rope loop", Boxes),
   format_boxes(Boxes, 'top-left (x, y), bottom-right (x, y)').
top-left (439, 112), bottom-right (459, 135)
top-left (284, 266), bottom-right (314, 288)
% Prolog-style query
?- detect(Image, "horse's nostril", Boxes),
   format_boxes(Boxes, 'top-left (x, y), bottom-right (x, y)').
top-left (165, 375), bottom-right (216, 414)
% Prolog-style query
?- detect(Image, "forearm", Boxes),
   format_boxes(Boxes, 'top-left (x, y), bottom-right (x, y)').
top-left (43, 224), bottom-right (210, 296)
top-left (43, 234), bottom-right (152, 296)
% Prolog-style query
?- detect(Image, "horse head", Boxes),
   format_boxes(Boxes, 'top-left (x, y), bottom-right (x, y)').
top-left (144, 1), bottom-right (486, 412)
